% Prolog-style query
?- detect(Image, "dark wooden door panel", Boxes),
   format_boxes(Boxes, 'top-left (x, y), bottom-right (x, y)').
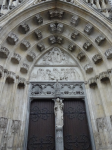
top-left (64, 99), bottom-right (92, 150)
top-left (27, 99), bottom-right (55, 150)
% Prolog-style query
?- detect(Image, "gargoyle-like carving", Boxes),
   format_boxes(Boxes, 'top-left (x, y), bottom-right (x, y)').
top-left (0, 117), bottom-right (8, 131)
top-left (105, 48), bottom-right (112, 59)
top-left (6, 71), bottom-right (15, 83)
top-left (77, 52), bottom-right (85, 60)
top-left (88, 77), bottom-right (97, 87)
top-left (49, 36), bottom-right (57, 44)
top-left (19, 23), bottom-right (30, 34)
top-left (11, 53), bottom-right (21, 64)
top-left (71, 31), bottom-right (79, 40)
top-left (48, 9), bottom-right (65, 19)
top-left (96, 117), bottom-right (107, 132)
top-left (21, 40), bottom-right (31, 50)
top-left (71, 15), bottom-right (79, 26)
top-left (27, 52), bottom-right (36, 61)
top-left (7, 33), bottom-right (19, 45)
top-left (35, 14), bottom-right (43, 24)
top-left (18, 77), bottom-right (26, 87)
top-left (84, 23), bottom-right (93, 35)
top-left (49, 36), bottom-right (63, 44)
top-left (83, 41), bottom-right (92, 50)
top-left (92, 54), bottom-right (102, 64)
top-left (84, 64), bottom-right (93, 73)
top-left (35, 30), bottom-right (42, 40)
top-left (68, 44), bottom-right (76, 51)
top-left (11, 120), bottom-right (21, 134)
top-left (20, 63), bottom-right (29, 73)
top-left (0, 46), bottom-right (9, 58)
top-left (99, 71), bottom-right (109, 81)
top-left (95, 35), bottom-right (106, 45)
top-left (37, 43), bottom-right (45, 52)
top-left (0, 65), bottom-right (3, 77)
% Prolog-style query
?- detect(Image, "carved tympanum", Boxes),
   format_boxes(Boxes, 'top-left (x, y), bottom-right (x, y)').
top-left (99, 72), bottom-right (109, 81)
top-left (19, 23), bottom-right (30, 34)
top-left (68, 44), bottom-right (76, 51)
top-left (71, 15), bottom-right (79, 26)
top-left (6, 71), bottom-right (15, 83)
top-left (96, 117), bottom-right (107, 132)
top-left (77, 52), bottom-right (85, 61)
top-left (84, 23), bottom-right (93, 35)
top-left (7, 33), bottom-right (19, 45)
top-left (0, 46), bottom-right (9, 58)
top-left (48, 9), bottom-right (65, 19)
top-left (35, 30), bottom-right (42, 40)
top-left (11, 120), bottom-right (21, 133)
top-left (105, 48), bottom-right (112, 59)
top-left (37, 43), bottom-right (45, 52)
top-left (83, 41), bottom-right (92, 50)
top-left (84, 64), bottom-right (93, 73)
top-left (11, 53), bottom-right (21, 64)
top-left (92, 54), bottom-right (102, 64)
top-left (27, 52), bottom-right (36, 61)
top-left (88, 77), bottom-right (97, 87)
top-left (0, 117), bottom-right (8, 131)
top-left (71, 31), bottom-right (79, 40)
top-left (20, 63), bottom-right (29, 73)
top-left (35, 14), bottom-right (43, 24)
top-left (21, 40), bottom-right (31, 50)
top-left (95, 35), bottom-right (106, 45)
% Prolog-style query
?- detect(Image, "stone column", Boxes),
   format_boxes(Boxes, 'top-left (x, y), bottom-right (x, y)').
top-left (54, 98), bottom-right (64, 150)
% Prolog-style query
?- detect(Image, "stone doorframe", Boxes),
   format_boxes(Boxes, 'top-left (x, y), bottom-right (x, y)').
top-left (24, 81), bottom-right (96, 150)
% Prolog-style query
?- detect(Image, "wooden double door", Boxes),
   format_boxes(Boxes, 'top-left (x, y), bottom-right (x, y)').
top-left (27, 99), bottom-right (92, 150)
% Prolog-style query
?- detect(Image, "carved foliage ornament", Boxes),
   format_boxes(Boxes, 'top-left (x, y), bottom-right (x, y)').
top-left (0, 117), bottom-right (8, 131)
top-left (11, 53), bottom-right (21, 64)
top-left (35, 14), bottom-right (43, 25)
top-left (105, 48), bottom-right (112, 59)
top-left (19, 23), bottom-right (30, 34)
top-left (83, 41), bottom-right (92, 51)
top-left (7, 33), bottom-right (19, 45)
top-left (71, 15), bottom-right (79, 26)
top-left (92, 54), bottom-right (102, 64)
top-left (95, 35), bottom-right (106, 45)
top-left (0, 46), bottom-right (9, 58)
top-left (11, 120), bottom-right (21, 134)
top-left (84, 23), bottom-right (93, 35)
top-left (77, 52), bottom-right (85, 61)
top-left (71, 31), bottom-right (79, 40)
top-left (48, 9), bottom-right (65, 19)
top-left (21, 40), bottom-right (31, 50)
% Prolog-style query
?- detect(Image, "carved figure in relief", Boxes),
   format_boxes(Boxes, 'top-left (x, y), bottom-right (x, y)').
top-left (54, 98), bottom-right (64, 128)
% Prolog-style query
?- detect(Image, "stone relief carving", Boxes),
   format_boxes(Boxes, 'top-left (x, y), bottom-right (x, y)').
top-left (88, 77), bottom-right (97, 87)
top-left (0, 65), bottom-right (3, 77)
top-left (71, 15), bottom-right (79, 26)
top-left (96, 117), bottom-right (107, 132)
top-left (83, 41), bottom-right (92, 50)
top-left (77, 52), bottom-right (85, 61)
top-left (68, 44), bottom-right (76, 51)
top-left (6, 71), bottom-right (15, 83)
top-left (21, 40), bottom-right (31, 50)
top-left (84, 64), bottom-right (93, 73)
top-left (35, 30), bottom-right (42, 40)
top-left (7, 33), bottom-right (19, 45)
top-left (20, 63), bottom-right (29, 73)
top-left (0, 117), bottom-right (8, 131)
top-left (0, 46), bottom-right (9, 58)
top-left (37, 43), bottom-right (45, 52)
top-left (71, 31), bottom-right (79, 40)
top-left (37, 47), bottom-right (74, 65)
top-left (105, 48), bottom-right (112, 59)
top-left (48, 9), bottom-right (65, 19)
top-left (11, 53), bottom-right (21, 64)
top-left (99, 71), bottom-right (109, 81)
top-left (92, 54), bottom-right (102, 64)
top-left (27, 52), bottom-right (36, 61)
top-left (35, 14), bottom-right (43, 24)
top-left (49, 23), bottom-right (64, 33)
top-left (49, 36), bottom-right (63, 44)
top-left (95, 35), bottom-right (106, 45)
top-left (94, 132), bottom-right (102, 147)
top-left (18, 77), bottom-right (26, 87)
top-left (84, 23), bottom-right (93, 35)
top-left (31, 67), bottom-right (80, 81)
top-left (19, 23), bottom-right (30, 34)
top-left (11, 120), bottom-right (21, 134)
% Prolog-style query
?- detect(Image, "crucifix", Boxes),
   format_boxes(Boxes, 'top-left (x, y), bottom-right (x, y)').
top-left (53, 80), bottom-right (64, 150)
